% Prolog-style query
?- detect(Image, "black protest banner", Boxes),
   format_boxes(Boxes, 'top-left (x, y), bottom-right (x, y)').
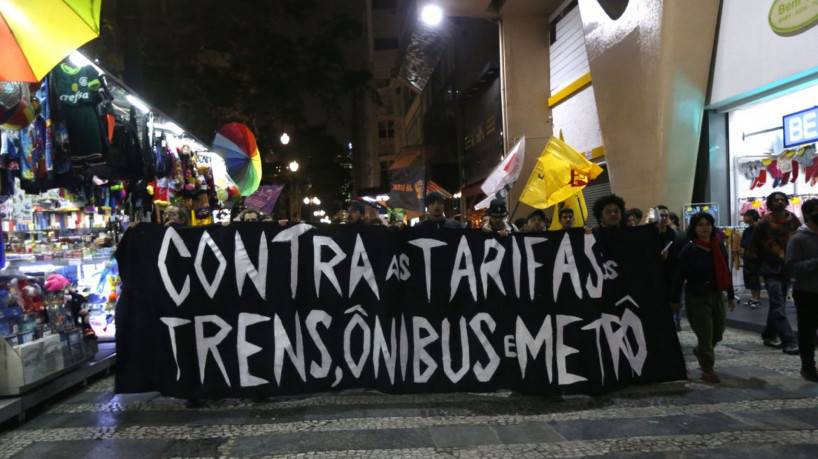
top-left (114, 224), bottom-right (686, 398)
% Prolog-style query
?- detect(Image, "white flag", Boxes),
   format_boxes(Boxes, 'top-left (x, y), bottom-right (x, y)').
top-left (480, 136), bottom-right (525, 196)
top-left (475, 136), bottom-right (525, 210)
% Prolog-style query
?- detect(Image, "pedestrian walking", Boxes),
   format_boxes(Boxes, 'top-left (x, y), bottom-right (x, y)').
top-left (740, 209), bottom-right (762, 308)
top-left (751, 191), bottom-right (801, 355)
top-left (785, 198), bottom-right (818, 382)
top-left (672, 212), bottom-right (736, 383)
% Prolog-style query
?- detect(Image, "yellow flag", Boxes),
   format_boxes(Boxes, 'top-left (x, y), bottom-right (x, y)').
top-left (519, 137), bottom-right (604, 209)
top-left (548, 191), bottom-right (589, 230)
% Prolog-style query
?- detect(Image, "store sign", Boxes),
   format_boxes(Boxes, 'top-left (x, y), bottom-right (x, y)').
top-left (783, 106), bottom-right (818, 147)
top-left (769, 0), bottom-right (818, 34)
top-left (114, 224), bottom-right (686, 399)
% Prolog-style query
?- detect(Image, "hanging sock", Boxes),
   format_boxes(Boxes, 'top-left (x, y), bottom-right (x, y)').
top-left (751, 168), bottom-right (767, 190)
top-left (791, 160), bottom-right (799, 183)
top-left (780, 171), bottom-right (790, 186)
top-left (767, 159), bottom-right (782, 187)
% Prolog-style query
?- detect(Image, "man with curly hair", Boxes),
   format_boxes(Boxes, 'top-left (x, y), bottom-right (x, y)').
top-left (592, 194), bottom-right (625, 228)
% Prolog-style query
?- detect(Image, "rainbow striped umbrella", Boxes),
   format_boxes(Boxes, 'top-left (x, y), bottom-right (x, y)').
top-left (212, 122), bottom-right (262, 196)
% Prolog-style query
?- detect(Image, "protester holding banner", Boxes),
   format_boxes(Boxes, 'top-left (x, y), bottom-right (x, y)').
top-left (162, 205), bottom-right (190, 227)
top-left (346, 200), bottom-right (366, 225)
top-left (416, 192), bottom-right (461, 230)
top-left (524, 209), bottom-right (548, 232)
top-left (235, 208), bottom-right (261, 222)
top-left (481, 198), bottom-right (516, 235)
top-left (653, 205), bottom-right (682, 331)
top-left (672, 212), bottom-right (736, 384)
top-left (558, 208), bottom-right (575, 230)
top-left (592, 194), bottom-right (626, 229)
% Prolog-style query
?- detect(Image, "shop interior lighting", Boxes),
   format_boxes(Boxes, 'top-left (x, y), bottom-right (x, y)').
top-left (69, 51), bottom-right (103, 75)
top-left (421, 4), bottom-right (443, 26)
top-left (17, 264), bottom-right (58, 273)
top-left (154, 121), bottom-right (184, 135)
top-left (375, 195), bottom-right (390, 201)
top-left (126, 95), bottom-right (150, 114)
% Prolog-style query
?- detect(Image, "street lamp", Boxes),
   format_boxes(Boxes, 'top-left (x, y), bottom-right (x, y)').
top-left (280, 133), bottom-right (290, 145)
top-left (420, 4), bottom-right (443, 26)
top-left (288, 160), bottom-right (299, 172)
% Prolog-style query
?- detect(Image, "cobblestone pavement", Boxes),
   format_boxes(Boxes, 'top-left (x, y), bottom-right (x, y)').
top-left (1, 323), bottom-right (817, 458)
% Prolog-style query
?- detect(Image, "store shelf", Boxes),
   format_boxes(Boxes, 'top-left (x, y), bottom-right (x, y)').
top-left (0, 342), bottom-right (115, 425)
top-left (4, 257), bottom-right (113, 268)
top-left (3, 228), bottom-right (108, 234)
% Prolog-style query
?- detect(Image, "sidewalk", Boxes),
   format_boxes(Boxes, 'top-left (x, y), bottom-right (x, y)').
top-left (706, 290), bottom-right (799, 335)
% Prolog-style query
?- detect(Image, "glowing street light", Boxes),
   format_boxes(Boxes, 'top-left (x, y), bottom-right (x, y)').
top-left (288, 160), bottom-right (299, 172)
top-left (280, 133), bottom-right (290, 145)
top-left (421, 4), bottom-right (443, 26)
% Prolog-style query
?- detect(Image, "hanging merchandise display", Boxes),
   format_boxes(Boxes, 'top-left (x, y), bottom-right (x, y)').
top-left (52, 61), bottom-right (107, 169)
top-left (726, 80), bottom-right (818, 225)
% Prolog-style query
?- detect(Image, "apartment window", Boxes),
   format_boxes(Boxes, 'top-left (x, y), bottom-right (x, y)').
top-left (374, 37), bottom-right (399, 50)
top-left (378, 120), bottom-right (395, 138)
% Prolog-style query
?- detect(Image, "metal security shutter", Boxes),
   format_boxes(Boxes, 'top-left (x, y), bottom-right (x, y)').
top-left (582, 167), bottom-right (611, 227)
top-left (550, 1), bottom-right (589, 94)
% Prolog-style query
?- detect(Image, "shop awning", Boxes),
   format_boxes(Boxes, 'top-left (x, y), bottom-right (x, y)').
top-left (426, 180), bottom-right (452, 198)
top-left (389, 147), bottom-right (423, 170)
top-left (460, 180), bottom-right (486, 198)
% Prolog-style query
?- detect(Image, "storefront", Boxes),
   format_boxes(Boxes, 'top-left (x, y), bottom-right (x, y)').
top-left (707, 0), bottom-right (818, 225)
top-left (723, 84), bottom-right (818, 225)
top-left (0, 51), bottom-right (233, 416)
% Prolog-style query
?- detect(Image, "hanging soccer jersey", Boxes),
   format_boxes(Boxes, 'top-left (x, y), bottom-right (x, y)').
top-left (52, 63), bottom-right (104, 164)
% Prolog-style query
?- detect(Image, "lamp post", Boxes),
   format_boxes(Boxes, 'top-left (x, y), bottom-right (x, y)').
top-left (288, 160), bottom-right (300, 221)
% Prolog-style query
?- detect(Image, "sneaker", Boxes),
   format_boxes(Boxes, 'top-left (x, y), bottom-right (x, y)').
top-left (701, 371), bottom-right (721, 383)
top-left (763, 337), bottom-right (783, 348)
top-left (783, 344), bottom-right (800, 355)
top-left (801, 368), bottom-right (818, 382)
top-left (749, 301), bottom-right (760, 309)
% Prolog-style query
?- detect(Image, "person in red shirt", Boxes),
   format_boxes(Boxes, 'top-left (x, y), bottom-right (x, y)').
top-left (751, 192), bottom-right (801, 355)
